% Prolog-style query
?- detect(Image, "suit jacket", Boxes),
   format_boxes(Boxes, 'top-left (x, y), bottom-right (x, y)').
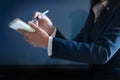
top-left (51, 0), bottom-right (120, 79)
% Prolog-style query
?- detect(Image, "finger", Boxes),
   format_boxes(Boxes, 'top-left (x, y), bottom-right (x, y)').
top-left (24, 36), bottom-right (35, 45)
top-left (29, 20), bottom-right (49, 35)
top-left (24, 36), bottom-right (37, 47)
top-left (33, 11), bottom-right (42, 18)
top-left (25, 38), bottom-right (35, 46)
top-left (24, 36), bottom-right (29, 40)
top-left (37, 15), bottom-right (48, 25)
top-left (17, 29), bottom-right (29, 34)
top-left (33, 20), bottom-right (38, 26)
top-left (17, 29), bottom-right (32, 36)
top-left (28, 21), bottom-right (39, 31)
top-left (37, 15), bottom-right (53, 26)
top-left (24, 36), bottom-right (32, 42)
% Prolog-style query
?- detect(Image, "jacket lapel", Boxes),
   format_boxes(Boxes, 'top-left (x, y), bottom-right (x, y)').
top-left (81, 9), bottom-right (95, 42)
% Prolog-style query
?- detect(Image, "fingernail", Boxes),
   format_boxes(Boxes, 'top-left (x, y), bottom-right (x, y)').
top-left (28, 21), bottom-right (32, 23)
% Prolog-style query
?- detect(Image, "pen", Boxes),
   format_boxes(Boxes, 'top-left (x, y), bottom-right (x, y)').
top-left (32, 10), bottom-right (49, 22)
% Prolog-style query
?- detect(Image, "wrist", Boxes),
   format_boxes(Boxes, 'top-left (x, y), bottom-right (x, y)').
top-left (48, 26), bottom-right (55, 36)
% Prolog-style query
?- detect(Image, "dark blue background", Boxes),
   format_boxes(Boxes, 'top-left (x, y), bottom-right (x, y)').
top-left (0, 0), bottom-right (90, 68)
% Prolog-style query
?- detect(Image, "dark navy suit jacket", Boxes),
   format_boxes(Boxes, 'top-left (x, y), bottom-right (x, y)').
top-left (51, 0), bottom-right (120, 79)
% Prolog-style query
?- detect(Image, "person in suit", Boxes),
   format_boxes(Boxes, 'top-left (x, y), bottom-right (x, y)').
top-left (18, 0), bottom-right (120, 79)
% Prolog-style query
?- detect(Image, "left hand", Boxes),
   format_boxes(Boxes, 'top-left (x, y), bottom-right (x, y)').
top-left (17, 21), bottom-right (49, 48)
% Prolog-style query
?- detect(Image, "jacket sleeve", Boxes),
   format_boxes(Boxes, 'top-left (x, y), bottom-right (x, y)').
top-left (50, 8), bottom-right (120, 64)
top-left (55, 30), bottom-right (66, 39)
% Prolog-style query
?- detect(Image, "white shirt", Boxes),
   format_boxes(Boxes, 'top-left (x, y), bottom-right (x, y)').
top-left (92, 0), bottom-right (109, 22)
top-left (47, 0), bottom-right (109, 56)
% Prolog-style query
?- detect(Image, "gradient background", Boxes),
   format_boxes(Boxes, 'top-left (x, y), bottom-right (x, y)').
top-left (0, 0), bottom-right (91, 68)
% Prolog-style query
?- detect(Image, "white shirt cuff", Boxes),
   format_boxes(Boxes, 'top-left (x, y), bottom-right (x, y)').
top-left (48, 37), bottom-right (53, 56)
top-left (48, 28), bottom-right (57, 56)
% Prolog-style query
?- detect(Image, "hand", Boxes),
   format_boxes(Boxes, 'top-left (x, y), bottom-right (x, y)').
top-left (33, 11), bottom-right (55, 36)
top-left (17, 21), bottom-right (49, 48)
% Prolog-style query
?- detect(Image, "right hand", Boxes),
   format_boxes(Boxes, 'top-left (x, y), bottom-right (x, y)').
top-left (33, 11), bottom-right (55, 36)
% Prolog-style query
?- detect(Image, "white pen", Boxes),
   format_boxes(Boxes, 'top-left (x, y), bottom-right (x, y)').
top-left (32, 10), bottom-right (49, 22)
